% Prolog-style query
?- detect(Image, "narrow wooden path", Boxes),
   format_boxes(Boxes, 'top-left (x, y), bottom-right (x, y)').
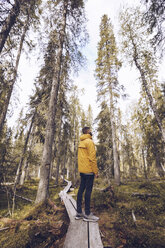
top-left (59, 179), bottom-right (103, 248)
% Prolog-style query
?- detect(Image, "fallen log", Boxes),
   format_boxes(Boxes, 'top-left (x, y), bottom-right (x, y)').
top-left (0, 182), bottom-right (14, 186)
top-left (1, 189), bottom-right (33, 202)
top-left (131, 193), bottom-right (160, 199)
top-left (14, 194), bottom-right (33, 202)
top-left (0, 227), bottom-right (10, 232)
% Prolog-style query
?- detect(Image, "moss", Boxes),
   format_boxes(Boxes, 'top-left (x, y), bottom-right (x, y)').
top-left (90, 179), bottom-right (165, 248)
top-left (0, 180), bottom-right (69, 248)
top-left (0, 218), bottom-right (69, 248)
top-left (0, 225), bottom-right (31, 248)
top-left (138, 181), bottom-right (161, 193)
top-left (92, 190), bottom-right (116, 210)
top-left (121, 227), bottom-right (165, 248)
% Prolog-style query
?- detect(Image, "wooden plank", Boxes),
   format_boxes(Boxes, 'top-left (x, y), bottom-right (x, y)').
top-left (64, 219), bottom-right (88, 248)
top-left (59, 180), bottom-right (103, 248)
top-left (89, 222), bottom-right (103, 248)
top-left (62, 194), bottom-right (77, 221)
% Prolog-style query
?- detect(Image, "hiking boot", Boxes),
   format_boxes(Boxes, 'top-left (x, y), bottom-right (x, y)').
top-left (83, 212), bottom-right (99, 222)
top-left (75, 212), bottom-right (84, 220)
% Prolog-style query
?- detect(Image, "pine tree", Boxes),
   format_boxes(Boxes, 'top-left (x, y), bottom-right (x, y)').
top-left (95, 15), bottom-right (121, 185)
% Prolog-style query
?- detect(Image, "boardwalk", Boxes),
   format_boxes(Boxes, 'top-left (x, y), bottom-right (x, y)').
top-left (59, 180), bottom-right (103, 248)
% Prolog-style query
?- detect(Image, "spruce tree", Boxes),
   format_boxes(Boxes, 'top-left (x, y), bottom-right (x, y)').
top-left (95, 15), bottom-right (121, 185)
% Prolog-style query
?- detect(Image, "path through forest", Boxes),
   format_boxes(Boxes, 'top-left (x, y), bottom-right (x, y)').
top-left (59, 179), bottom-right (103, 248)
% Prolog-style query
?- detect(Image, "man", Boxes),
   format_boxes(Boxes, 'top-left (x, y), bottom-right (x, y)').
top-left (75, 126), bottom-right (99, 222)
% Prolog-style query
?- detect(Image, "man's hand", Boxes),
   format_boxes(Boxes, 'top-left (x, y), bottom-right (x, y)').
top-left (95, 174), bottom-right (98, 178)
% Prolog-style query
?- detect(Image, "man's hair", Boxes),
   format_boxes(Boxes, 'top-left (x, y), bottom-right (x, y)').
top-left (82, 126), bottom-right (90, 134)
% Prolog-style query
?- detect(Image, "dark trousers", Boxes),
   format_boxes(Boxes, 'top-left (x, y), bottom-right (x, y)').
top-left (77, 173), bottom-right (94, 215)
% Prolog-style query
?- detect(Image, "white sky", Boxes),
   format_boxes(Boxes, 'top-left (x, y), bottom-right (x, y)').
top-left (8, 0), bottom-right (165, 128)
top-left (74, 0), bottom-right (141, 121)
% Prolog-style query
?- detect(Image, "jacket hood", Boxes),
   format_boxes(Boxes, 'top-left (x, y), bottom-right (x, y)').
top-left (80, 134), bottom-right (92, 141)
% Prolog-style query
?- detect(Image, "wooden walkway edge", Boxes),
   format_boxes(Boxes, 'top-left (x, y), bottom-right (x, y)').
top-left (59, 179), bottom-right (103, 248)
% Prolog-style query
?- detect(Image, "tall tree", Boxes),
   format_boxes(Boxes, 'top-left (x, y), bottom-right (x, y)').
top-left (119, 7), bottom-right (165, 144)
top-left (95, 15), bottom-right (121, 185)
top-left (35, 0), bottom-right (87, 203)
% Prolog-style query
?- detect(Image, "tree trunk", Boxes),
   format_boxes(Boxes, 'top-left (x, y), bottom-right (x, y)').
top-left (67, 155), bottom-right (71, 179)
top-left (0, 0), bottom-right (23, 54)
top-left (19, 121), bottom-right (35, 185)
top-left (16, 111), bottom-right (36, 183)
top-left (37, 167), bottom-right (40, 179)
top-left (155, 152), bottom-right (164, 177)
top-left (107, 132), bottom-right (113, 179)
top-left (19, 158), bottom-right (28, 185)
top-left (109, 87), bottom-right (120, 185)
top-left (12, 110), bottom-right (36, 215)
top-left (0, 13), bottom-right (29, 134)
top-left (142, 148), bottom-right (148, 179)
top-left (35, 1), bottom-right (68, 204)
top-left (55, 156), bottom-right (61, 185)
top-left (55, 116), bottom-right (63, 185)
top-left (62, 147), bottom-right (67, 180)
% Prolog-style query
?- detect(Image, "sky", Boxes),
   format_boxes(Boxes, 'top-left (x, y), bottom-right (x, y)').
top-left (8, 0), bottom-right (165, 128)
top-left (73, 0), bottom-right (141, 120)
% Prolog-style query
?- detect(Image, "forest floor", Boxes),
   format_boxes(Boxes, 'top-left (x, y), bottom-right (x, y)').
top-left (0, 178), bottom-right (165, 248)
top-left (90, 178), bottom-right (165, 248)
top-left (0, 180), bottom-right (69, 248)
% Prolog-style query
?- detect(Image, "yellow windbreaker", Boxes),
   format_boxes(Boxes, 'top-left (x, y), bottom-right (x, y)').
top-left (78, 134), bottom-right (98, 175)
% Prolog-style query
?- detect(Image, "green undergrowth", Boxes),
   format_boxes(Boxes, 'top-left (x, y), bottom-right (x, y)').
top-left (91, 179), bottom-right (165, 248)
top-left (0, 179), bottom-right (69, 248)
